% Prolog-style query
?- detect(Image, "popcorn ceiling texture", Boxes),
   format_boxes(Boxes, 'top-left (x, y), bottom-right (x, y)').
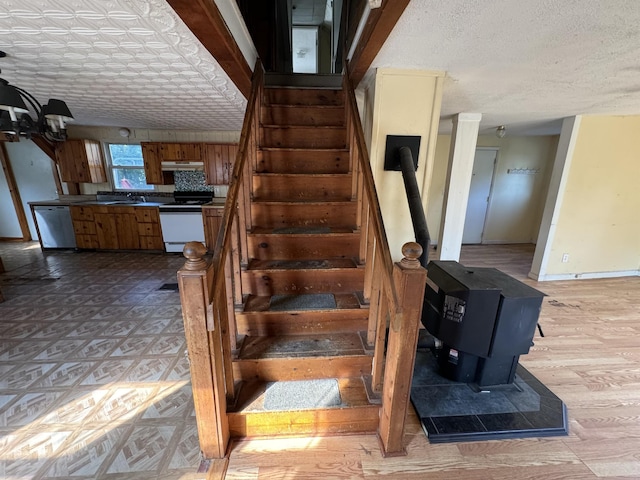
top-left (0, 0), bottom-right (246, 130)
top-left (371, 0), bottom-right (640, 135)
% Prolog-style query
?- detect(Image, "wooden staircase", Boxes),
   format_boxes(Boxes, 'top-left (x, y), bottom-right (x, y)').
top-left (177, 64), bottom-right (426, 463)
top-left (230, 78), bottom-right (378, 437)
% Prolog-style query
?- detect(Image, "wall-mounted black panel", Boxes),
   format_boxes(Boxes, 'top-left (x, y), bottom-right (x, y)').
top-left (384, 135), bottom-right (421, 171)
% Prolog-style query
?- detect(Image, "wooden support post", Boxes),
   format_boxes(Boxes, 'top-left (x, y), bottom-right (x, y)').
top-left (378, 242), bottom-right (427, 457)
top-left (178, 242), bottom-right (229, 459)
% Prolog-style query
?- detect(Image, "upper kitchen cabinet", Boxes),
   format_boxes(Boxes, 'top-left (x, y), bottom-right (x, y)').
top-left (141, 142), bottom-right (173, 185)
top-left (56, 139), bottom-right (107, 183)
top-left (159, 142), bottom-right (202, 161)
top-left (204, 143), bottom-right (238, 185)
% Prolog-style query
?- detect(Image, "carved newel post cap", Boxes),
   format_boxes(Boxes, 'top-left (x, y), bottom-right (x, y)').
top-left (182, 241), bottom-right (208, 270)
top-left (401, 242), bottom-right (423, 269)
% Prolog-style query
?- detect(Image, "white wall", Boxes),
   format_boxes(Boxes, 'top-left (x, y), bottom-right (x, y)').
top-left (0, 158), bottom-right (23, 239)
top-left (428, 134), bottom-right (558, 246)
top-left (214, 0), bottom-right (258, 74)
top-left (3, 141), bottom-right (59, 240)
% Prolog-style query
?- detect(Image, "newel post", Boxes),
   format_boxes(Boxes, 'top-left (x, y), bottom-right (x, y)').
top-left (378, 242), bottom-right (427, 456)
top-left (177, 242), bottom-right (229, 459)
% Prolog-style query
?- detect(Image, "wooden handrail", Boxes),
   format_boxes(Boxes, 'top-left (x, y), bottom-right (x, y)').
top-left (343, 64), bottom-right (400, 315)
top-left (343, 62), bottom-right (427, 456)
top-left (208, 59), bottom-right (264, 307)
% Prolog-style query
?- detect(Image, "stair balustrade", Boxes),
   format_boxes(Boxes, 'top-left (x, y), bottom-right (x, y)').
top-left (177, 58), bottom-right (426, 463)
top-left (343, 63), bottom-right (428, 455)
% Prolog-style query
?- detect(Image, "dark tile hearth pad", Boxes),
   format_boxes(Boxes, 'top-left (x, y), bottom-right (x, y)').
top-left (411, 350), bottom-right (568, 443)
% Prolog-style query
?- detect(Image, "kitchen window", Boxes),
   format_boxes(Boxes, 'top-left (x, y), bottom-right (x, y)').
top-left (108, 144), bottom-right (154, 191)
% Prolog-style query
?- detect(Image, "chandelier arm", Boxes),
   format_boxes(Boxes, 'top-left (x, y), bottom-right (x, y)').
top-left (12, 85), bottom-right (43, 114)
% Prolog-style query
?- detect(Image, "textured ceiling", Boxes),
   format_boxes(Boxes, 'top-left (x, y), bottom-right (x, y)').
top-left (0, 0), bottom-right (247, 131)
top-left (3, 1), bottom-right (639, 136)
top-left (372, 0), bottom-right (640, 135)
top-left (292, 0), bottom-right (330, 26)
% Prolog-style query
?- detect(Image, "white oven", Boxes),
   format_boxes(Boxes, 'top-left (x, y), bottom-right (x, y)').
top-left (158, 207), bottom-right (205, 253)
top-left (158, 191), bottom-right (211, 253)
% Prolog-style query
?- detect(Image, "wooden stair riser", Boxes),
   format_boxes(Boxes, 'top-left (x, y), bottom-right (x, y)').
top-left (228, 406), bottom-right (379, 438)
top-left (264, 88), bottom-right (344, 106)
top-left (262, 105), bottom-right (345, 126)
top-left (261, 126), bottom-right (347, 149)
top-left (242, 268), bottom-right (365, 296)
top-left (248, 233), bottom-right (360, 260)
top-left (236, 310), bottom-right (369, 336)
top-left (257, 149), bottom-right (350, 174)
top-left (253, 174), bottom-right (353, 202)
top-left (233, 355), bottom-right (372, 382)
top-left (251, 202), bottom-right (357, 229)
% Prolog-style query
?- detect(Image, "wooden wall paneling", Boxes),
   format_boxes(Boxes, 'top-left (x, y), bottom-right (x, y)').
top-left (0, 142), bottom-right (31, 241)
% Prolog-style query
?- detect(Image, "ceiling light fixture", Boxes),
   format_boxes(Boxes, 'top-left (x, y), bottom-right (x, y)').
top-left (0, 51), bottom-right (73, 142)
top-left (496, 125), bottom-right (506, 138)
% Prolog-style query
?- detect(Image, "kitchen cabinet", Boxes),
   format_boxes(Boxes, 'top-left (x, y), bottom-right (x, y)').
top-left (136, 207), bottom-right (164, 250)
top-left (141, 141), bottom-right (237, 185)
top-left (141, 143), bottom-right (170, 185)
top-left (70, 204), bottom-right (163, 250)
top-left (203, 206), bottom-right (224, 252)
top-left (70, 205), bottom-right (98, 249)
top-left (57, 139), bottom-right (107, 183)
top-left (159, 143), bottom-right (202, 161)
top-left (203, 143), bottom-right (237, 185)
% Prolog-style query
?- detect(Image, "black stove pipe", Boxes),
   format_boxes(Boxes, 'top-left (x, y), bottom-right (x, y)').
top-left (399, 146), bottom-right (430, 268)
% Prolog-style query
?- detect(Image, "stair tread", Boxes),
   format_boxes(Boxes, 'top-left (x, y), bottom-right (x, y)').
top-left (228, 376), bottom-right (375, 413)
top-left (262, 124), bottom-right (345, 129)
top-left (242, 293), bottom-right (364, 313)
top-left (238, 332), bottom-right (368, 360)
top-left (250, 227), bottom-right (355, 234)
top-left (264, 104), bottom-right (344, 109)
top-left (253, 173), bottom-right (351, 178)
top-left (260, 147), bottom-right (348, 152)
top-left (252, 199), bottom-right (356, 205)
top-left (248, 258), bottom-right (359, 270)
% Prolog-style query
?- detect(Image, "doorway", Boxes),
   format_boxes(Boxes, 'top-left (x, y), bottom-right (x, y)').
top-left (292, 26), bottom-right (318, 73)
top-left (462, 148), bottom-right (497, 244)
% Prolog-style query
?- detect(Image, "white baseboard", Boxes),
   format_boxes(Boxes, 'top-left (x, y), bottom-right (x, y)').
top-left (529, 269), bottom-right (640, 282)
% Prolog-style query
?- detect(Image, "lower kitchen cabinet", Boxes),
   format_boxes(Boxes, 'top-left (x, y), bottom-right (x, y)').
top-left (135, 208), bottom-right (165, 250)
top-left (70, 205), bottom-right (164, 251)
top-left (203, 206), bottom-right (224, 252)
top-left (70, 206), bottom-right (99, 249)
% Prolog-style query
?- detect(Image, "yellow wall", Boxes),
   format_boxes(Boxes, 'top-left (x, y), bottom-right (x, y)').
top-left (365, 68), bottom-right (443, 260)
top-left (428, 135), bottom-right (558, 245)
top-left (545, 116), bottom-right (640, 276)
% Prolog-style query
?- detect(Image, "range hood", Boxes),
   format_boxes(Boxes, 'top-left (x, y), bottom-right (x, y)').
top-left (161, 161), bottom-right (204, 171)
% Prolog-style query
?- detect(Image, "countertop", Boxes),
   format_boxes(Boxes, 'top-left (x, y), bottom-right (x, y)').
top-left (29, 196), bottom-right (228, 208)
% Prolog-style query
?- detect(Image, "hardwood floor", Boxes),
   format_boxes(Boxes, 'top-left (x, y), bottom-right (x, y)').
top-left (224, 244), bottom-right (640, 479)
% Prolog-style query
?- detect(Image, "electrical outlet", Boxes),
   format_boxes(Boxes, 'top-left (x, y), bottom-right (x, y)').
top-left (562, 253), bottom-right (569, 263)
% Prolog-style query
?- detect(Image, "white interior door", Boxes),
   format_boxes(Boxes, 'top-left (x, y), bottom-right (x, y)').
top-left (462, 148), bottom-right (497, 244)
top-left (292, 27), bottom-right (318, 73)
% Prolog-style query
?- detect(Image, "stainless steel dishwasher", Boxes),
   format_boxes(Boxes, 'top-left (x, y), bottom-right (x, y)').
top-left (33, 205), bottom-right (77, 248)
